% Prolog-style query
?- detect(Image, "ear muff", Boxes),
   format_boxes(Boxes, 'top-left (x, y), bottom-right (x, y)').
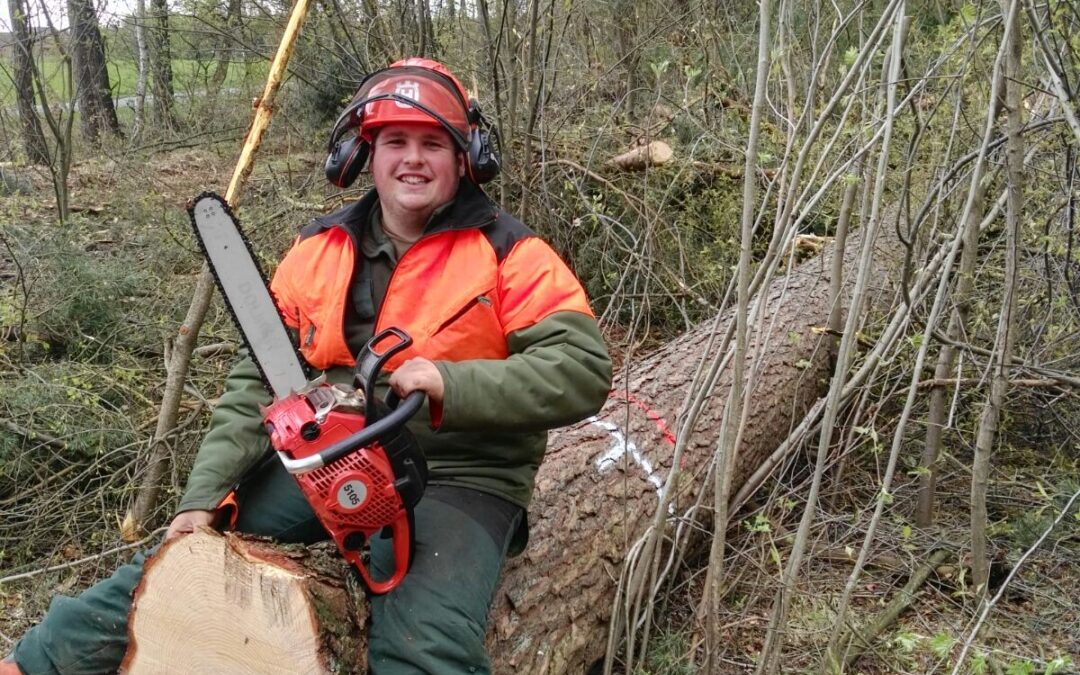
top-left (466, 98), bottom-right (501, 185)
top-left (325, 134), bottom-right (369, 188)
top-left (324, 96), bottom-right (370, 188)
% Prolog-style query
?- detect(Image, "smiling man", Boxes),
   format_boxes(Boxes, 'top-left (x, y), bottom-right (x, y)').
top-left (4, 58), bottom-right (611, 675)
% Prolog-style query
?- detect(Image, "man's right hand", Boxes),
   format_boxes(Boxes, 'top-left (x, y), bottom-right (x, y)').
top-left (165, 510), bottom-right (215, 541)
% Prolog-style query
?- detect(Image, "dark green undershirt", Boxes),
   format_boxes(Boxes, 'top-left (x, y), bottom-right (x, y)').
top-left (343, 207), bottom-right (399, 356)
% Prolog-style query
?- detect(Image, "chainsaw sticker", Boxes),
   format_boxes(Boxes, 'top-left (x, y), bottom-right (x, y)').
top-left (337, 480), bottom-right (369, 510)
top-left (588, 417), bottom-right (663, 496)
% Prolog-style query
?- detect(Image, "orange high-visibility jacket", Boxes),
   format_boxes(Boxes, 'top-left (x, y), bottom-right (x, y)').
top-left (236, 180), bottom-right (615, 509)
top-left (270, 183), bottom-right (594, 379)
top-left (181, 183), bottom-right (610, 513)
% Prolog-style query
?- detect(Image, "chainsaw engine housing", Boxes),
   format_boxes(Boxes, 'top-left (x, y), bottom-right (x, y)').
top-left (264, 383), bottom-right (426, 594)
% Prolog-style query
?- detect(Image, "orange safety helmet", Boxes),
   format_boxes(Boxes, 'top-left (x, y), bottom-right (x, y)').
top-left (325, 58), bottom-right (500, 187)
top-left (358, 57), bottom-right (472, 145)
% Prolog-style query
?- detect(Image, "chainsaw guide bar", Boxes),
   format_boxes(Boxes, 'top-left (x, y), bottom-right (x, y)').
top-left (187, 192), bottom-right (311, 397)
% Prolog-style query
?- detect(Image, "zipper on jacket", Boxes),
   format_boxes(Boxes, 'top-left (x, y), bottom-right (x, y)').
top-left (433, 297), bottom-right (481, 335)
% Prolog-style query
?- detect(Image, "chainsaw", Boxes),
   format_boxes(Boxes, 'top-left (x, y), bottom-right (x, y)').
top-left (187, 192), bottom-right (427, 595)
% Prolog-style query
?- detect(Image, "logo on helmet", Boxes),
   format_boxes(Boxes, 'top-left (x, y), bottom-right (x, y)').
top-left (393, 80), bottom-right (421, 108)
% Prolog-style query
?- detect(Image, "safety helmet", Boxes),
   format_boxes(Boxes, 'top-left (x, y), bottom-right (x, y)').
top-left (355, 58), bottom-right (472, 149)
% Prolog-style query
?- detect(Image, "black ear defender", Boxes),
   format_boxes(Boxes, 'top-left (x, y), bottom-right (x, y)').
top-left (466, 98), bottom-right (501, 185)
top-left (325, 133), bottom-right (369, 188)
top-left (324, 96), bottom-right (369, 188)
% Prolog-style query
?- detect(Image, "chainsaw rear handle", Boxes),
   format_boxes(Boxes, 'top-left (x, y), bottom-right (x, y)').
top-left (279, 390), bottom-right (425, 474)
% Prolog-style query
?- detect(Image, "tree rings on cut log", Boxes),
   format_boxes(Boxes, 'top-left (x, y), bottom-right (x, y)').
top-left (122, 528), bottom-right (366, 674)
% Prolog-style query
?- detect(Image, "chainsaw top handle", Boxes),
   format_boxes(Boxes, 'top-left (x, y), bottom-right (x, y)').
top-left (312, 389), bottom-right (425, 469)
top-left (355, 327), bottom-right (412, 423)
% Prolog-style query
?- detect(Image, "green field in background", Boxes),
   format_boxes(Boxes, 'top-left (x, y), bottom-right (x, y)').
top-left (0, 56), bottom-right (270, 107)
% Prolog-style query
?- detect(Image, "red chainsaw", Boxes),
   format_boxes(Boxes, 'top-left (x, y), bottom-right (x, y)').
top-left (188, 192), bottom-right (427, 594)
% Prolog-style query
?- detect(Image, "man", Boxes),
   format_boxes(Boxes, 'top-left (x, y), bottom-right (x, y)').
top-left (3, 58), bottom-right (610, 674)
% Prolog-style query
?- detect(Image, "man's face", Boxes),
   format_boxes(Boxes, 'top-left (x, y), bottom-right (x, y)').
top-left (370, 123), bottom-right (464, 225)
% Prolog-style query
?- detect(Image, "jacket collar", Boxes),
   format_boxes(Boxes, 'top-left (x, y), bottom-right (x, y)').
top-left (310, 178), bottom-right (499, 239)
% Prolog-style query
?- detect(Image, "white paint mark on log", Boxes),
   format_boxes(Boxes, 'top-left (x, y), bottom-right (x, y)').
top-left (588, 416), bottom-right (663, 496)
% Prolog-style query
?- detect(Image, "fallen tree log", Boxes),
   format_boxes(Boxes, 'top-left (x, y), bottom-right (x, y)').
top-left (608, 141), bottom-right (673, 170)
top-left (124, 228), bottom-right (899, 674)
top-left (492, 228), bottom-right (898, 673)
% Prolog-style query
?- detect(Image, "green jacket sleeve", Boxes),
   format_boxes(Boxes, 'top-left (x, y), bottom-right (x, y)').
top-left (433, 310), bottom-right (611, 433)
top-left (176, 354), bottom-right (273, 512)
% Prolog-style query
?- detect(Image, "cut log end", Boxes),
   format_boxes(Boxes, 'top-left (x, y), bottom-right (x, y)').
top-left (609, 141), bottom-right (674, 171)
top-left (122, 528), bottom-right (366, 675)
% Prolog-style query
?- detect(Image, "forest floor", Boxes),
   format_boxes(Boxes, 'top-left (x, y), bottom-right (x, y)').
top-left (1, 145), bottom-right (1078, 674)
top-left (652, 407), bottom-right (1080, 674)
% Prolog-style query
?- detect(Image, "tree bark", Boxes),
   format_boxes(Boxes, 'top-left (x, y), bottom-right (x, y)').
top-left (68, 0), bottom-right (122, 142)
top-left (208, 0), bottom-right (243, 102)
top-left (131, 0), bottom-right (149, 138)
top-left (125, 225), bottom-right (900, 673)
top-left (7, 0), bottom-right (49, 165)
top-left (147, 0), bottom-right (178, 131)
top-left (971, 0), bottom-right (1022, 601)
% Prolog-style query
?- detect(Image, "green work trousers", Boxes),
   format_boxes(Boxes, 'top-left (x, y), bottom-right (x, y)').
top-left (12, 459), bottom-right (523, 675)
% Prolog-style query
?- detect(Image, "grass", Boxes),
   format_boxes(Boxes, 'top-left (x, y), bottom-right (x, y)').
top-left (0, 55), bottom-right (269, 106)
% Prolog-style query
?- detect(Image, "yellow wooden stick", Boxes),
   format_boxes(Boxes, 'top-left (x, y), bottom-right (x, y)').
top-left (224, 0), bottom-right (313, 206)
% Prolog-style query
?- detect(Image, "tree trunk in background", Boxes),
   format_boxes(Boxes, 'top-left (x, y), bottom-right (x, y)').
top-left (614, 0), bottom-right (640, 110)
top-left (132, 0), bottom-right (148, 138)
top-left (7, 0), bottom-right (49, 164)
top-left (208, 0), bottom-right (243, 101)
top-left (68, 0), bottom-right (122, 143)
top-left (126, 228), bottom-right (901, 673)
top-left (147, 0), bottom-right (178, 131)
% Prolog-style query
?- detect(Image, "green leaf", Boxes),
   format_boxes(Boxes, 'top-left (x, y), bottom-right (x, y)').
top-left (854, 425), bottom-right (879, 444)
top-left (893, 631), bottom-right (917, 653)
top-left (795, 359), bottom-right (813, 370)
top-left (1045, 655), bottom-right (1073, 675)
top-left (744, 514), bottom-right (772, 533)
top-left (1006, 660), bottom-right (1035, 675)
top-left (959, 3), bottom-right (977, 24)
top-left (928, 632), bottom-right (954, 659)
